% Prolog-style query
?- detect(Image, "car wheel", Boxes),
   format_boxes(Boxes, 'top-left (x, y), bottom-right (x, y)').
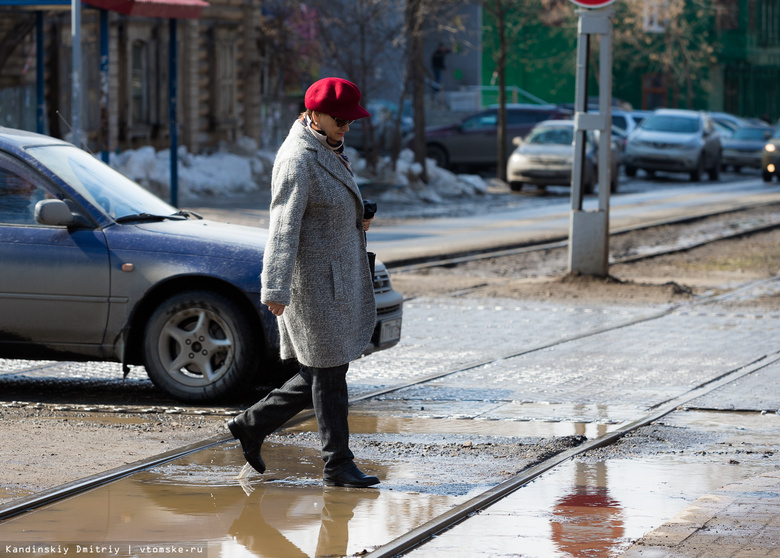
top-left (763, 169), bottom-right (774, 183)
top-left (509, 181), bottom-right (526, 192)
top-left (625, 165), bottom-right (637, 177)
top-left (426, 144), bottom-right (449, 169)
top-left (708, 155), bottom-right (721, 181)
top-left (143, 290), bottom-right (259, 402)
top-left (610, 171), bottom-right (619, 193)
top-left (690, 157), bottom-right (704, 182)
top-left (733, 165), bottom-right (741, 173)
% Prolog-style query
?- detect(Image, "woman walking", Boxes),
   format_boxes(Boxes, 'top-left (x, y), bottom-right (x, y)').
top-left (228, 77), bottom-right (379, 488)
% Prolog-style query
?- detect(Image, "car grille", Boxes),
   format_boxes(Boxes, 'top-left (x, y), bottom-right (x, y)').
top-left (373, 268), bottom-right (393, 293)
top-left (377, 303), bottom-right (402, 316)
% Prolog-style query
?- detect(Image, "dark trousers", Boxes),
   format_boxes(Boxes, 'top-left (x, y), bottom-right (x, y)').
top-left (234, 363), bottom-right (354, 476)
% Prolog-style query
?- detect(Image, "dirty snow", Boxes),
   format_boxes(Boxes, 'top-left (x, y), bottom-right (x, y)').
top-left (109, 136), bottom-right (488, 205)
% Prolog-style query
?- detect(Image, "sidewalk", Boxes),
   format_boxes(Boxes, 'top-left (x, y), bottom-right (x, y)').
top-left (622, 471), bottom-right (780, 557)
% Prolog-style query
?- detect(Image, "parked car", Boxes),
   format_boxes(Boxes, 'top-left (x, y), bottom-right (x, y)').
top-left (414, 104), bottom-right (571, 170)
top-left (721, 124), bottom-right (774, 172)
top-left (611, 109), bottom-right (652, 136)
top-left (0, 127), bottom-right (403, 402)
top-left (762, 126), bottom-right (780, 183)
top-left (709, 111), bottom-right (749, 135)
top-left (623, 109), bottom-right (722, 182)
top-left (506, 120), bottom-right (619, 194)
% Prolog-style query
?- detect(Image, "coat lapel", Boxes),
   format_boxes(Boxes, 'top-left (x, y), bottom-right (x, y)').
top-left (295, 123), bottom-right (362, 202)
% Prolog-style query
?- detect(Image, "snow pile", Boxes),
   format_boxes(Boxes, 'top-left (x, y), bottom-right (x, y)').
top-left (110, 136), bottom-right (487, 203)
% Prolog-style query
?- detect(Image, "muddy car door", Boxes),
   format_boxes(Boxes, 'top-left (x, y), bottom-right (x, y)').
top-left (0, 156), bottom-right (110, 356)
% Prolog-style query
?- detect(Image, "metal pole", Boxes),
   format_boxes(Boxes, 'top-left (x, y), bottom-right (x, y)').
top-left (99, 8), bottom-right (109, 163)
top-left (169, 18), bottom-right (178, 208)
top-left (71, 0), bottom-right (81, 148)
top-left (568, 7), bottom-right (613, 277)
top-left (35, 11), bottom-right (44, 134)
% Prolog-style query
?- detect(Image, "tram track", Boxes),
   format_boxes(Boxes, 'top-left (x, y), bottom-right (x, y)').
top-left (387, 202), bottom-right (780, 273)
top-left (2, 203), bottom-right (780, 553)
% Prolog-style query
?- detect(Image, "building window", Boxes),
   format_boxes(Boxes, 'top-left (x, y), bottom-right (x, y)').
top-left (758, 0), bottom-right (780, 46)
top-left (716, 0), bottom-right (740, 30)
top-left (131, 40), bottom-right (149, 124)
top-left (644, 0), bottom-right (666, 33)
top-left (213, 29), bottom-right (237, 123)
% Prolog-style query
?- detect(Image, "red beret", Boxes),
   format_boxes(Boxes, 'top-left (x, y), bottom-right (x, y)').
top-left (304, 77), bottom-right (370, 121)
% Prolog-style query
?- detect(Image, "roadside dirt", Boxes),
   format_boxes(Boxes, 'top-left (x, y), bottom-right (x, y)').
top-left (2, 207), bottom-right (780, 507)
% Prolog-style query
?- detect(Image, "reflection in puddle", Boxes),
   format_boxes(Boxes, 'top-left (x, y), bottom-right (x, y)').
top-left (290, 413), bottom-right (621, 440)
top-left (550, 463), bottom-right (624, 557)
top-left (0, 443), bottom-right (457, 558)
top-left (404, 456), bottom-right (758, 557)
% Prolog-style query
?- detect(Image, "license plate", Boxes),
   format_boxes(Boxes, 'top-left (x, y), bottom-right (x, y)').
top-left (379, 318), bottom-right (402, 344)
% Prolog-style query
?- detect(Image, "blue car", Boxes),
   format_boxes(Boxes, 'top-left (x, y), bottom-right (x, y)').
top-left (0, 127), bottom-right (403, 402)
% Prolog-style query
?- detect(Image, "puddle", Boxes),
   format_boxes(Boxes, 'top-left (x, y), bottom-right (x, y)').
top-left (0, 442), bottom-right (459, 558)
top-left (403, 408), bottom-right (780, 557)
top-left (404, 458), bottom-right (759, 558)
top-left (290, 413), bottom-right (621, 440)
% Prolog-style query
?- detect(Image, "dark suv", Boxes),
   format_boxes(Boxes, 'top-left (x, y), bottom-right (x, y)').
top-left (417, 104), bottom-right (571, 170)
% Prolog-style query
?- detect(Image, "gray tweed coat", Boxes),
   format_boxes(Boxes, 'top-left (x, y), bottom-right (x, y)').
top-left (260, 120), bottom-right (376, 368)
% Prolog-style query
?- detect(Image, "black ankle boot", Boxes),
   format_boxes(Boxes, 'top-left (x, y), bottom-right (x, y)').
top-left (227, 418), bottom-right (266, 474)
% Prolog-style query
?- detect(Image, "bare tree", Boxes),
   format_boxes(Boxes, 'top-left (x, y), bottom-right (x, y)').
top-left (481, 0), bottom-right (573, 180)
top-left (613, 0), bottom-right (719, 109)
top-left (312, 0), bottom-right (405, 170)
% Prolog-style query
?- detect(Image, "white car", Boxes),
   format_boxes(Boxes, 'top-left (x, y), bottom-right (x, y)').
top-left (507, 120), bottom-right (619, 194)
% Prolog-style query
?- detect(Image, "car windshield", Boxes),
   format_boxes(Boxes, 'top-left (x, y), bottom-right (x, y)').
top-left (526, 126), bottom-right (573, 145)
top-left (24, 145), bottom-right (176, 220)
top-left (732, 127), bottom-right (770, 140)
top-left (641, 114), bottom-right (701, 133)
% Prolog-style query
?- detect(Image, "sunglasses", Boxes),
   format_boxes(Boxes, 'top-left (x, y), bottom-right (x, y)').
top-left (330, 115), bottom-right (354, 127)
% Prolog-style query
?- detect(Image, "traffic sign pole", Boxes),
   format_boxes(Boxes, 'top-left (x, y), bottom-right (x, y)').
top-left (568, 5), bottom-right (614, 277)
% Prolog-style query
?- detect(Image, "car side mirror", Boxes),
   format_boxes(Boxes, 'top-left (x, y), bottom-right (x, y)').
top-left (512, 136), bottom-right (523, 146)
top-left (35, 199), bottom-right (89, 227)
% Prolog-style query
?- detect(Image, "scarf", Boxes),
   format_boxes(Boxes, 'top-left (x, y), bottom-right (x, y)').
top-left (302, 115), bottom-right (354, 176)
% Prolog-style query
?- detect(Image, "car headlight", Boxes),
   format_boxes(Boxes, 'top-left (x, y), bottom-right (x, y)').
top-left (766, 144), bottom-right (777, 153)
top-left (509, 152), bottom-right (529, 164)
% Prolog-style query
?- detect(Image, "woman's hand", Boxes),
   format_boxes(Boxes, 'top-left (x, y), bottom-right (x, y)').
top-left (363, 218), bottom-right (373, 232)
top-left (266, 302), bottom-right (286, 316)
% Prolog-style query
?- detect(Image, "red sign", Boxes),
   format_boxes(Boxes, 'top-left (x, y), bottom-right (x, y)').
top-left (568, 0), bottom-right (616, 8)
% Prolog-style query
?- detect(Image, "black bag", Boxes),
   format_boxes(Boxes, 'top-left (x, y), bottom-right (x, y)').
top-left (367, 251), bottom-right (376, 278)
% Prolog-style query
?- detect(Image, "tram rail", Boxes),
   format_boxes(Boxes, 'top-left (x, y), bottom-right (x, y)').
top-left (1, 204), bottom-right (780, 554)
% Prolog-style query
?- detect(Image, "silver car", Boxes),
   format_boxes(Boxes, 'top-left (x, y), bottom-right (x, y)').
top-left (506, 120), bottom-right (619, 194)
top-left (624, 109), bottom-right (722, 182)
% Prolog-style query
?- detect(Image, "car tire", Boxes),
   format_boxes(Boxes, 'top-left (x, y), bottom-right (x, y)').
top-left (426, 144), bottom-right (449, 169)
top-left (509, 181), bottom-right (525, 192)
top-left (690, 157), bottom-right (704, 182)
top-left (625, 165), bottom-right (637, 177)
top-left (610, 171), bottom-right (619, 193)
top-left (708, 154), bottom-right (721, 181)
top-left (143, 290), bottom-right (260, 402)
top-left (763, 169), bottom-right (774, 183)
